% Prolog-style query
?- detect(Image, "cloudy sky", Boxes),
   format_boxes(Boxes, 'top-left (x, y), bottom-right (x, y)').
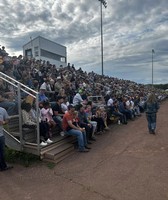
top-left (1, 0), bottom-right (168, 84)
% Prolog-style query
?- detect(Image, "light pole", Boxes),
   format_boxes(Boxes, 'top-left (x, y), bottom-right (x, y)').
top-left (98, 0), bottom-right (107, 76)
top-left (152, 49), bottom-right (155, 85)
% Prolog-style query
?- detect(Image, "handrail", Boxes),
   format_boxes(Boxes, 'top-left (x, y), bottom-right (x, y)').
top-left (0, 72), bottom-right (41, 155)
top-left (0, 72), bottom-right (38, 94)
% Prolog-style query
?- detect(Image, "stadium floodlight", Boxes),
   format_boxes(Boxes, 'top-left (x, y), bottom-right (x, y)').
top-left (152, 49), bottom-right (155, 85)
top-left (98, 0), bottom-right (107, 76)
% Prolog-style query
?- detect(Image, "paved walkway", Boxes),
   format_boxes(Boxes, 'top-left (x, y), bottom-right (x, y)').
top-left (1, 100), bottom-right (168, 200)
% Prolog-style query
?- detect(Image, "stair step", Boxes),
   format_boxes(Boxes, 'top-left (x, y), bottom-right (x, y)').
top-left (40, 135), bottom-right (76, 155)
top-left (43, 149), bottom-right (75, 164)
top-left (10, 131), bottom-right (20, 137)
top-left (44, 143), bottom-right (75, 160)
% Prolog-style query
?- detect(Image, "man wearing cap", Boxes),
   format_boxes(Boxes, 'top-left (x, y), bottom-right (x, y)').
top-left (62, 105), bottom-right (90, 152)
top-left (38, 85), bottom-right (49, 106)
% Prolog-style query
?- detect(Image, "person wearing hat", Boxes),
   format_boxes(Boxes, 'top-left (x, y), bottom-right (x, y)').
top-left (40, 78), bottom-right (52, 92)
top-left (38, 85), bottom-right (49, 107)
top-left (62, 105), bottom-right (90, 152)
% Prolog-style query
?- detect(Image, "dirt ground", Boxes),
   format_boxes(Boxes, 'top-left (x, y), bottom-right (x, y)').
top-left (1, 99), bottom-right (168, 200)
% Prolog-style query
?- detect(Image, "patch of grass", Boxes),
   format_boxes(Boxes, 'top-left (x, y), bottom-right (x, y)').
top-left (5, 147), bottom-right (40, 167)
top-left (45, 162), bottom-right (56, 169)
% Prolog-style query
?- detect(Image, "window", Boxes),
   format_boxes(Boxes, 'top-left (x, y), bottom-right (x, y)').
top-left (34, 46), bottom-right (39, 57)
top-left (25, 49), bottom-right (32, 58)
top-left (41, 49), bottom-right (66, 63)
top-left (60, 57), bottom-right (66, 63)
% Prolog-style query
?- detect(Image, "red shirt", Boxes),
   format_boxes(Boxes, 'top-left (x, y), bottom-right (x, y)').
top-left (62, 111), bottom-right (73, 131)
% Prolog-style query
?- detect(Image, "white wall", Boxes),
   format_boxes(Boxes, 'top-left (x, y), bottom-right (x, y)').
top-left (23, 36), bottom-right (67, 67)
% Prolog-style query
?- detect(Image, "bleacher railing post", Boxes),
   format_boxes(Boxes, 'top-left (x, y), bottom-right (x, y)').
top-left (17, 84), bottom-right (23, 150)
top-left (35, 93), bottom-right (40, 155)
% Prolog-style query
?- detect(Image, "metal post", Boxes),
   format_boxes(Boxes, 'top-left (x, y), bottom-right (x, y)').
top-left (152, 49), bottom-right (155, 86)
top-left (100, 2), bottom-right (104, 76)
top-left (17, 84), bottom-right (23, 150)
top-left (35, 93), bottom-right (40, 155)
top-left (98, 0), bottom-right (107, 76)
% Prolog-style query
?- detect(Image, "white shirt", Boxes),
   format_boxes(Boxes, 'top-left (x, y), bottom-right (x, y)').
top-left (73, 93), bottom-right (83, 106)
top-left (107, 98), bottom-right (113, 106)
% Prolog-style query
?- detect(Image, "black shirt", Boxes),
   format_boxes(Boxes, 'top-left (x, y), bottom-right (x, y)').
top-left (52, 103), bottom-right (64, 116)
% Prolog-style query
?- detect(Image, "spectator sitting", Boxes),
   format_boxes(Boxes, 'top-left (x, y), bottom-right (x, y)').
top-left (126, 96), bottom-right (136, 119)
top-left (84, 104), bottom-right (97, 136)
top-left (77, 104), bottom-right (95, 143)
top-left (94, 107), bottom-right (106, 134)
top-left (111, 100), bottom-right (127, 124)
top-left (139, 96), bottom-right (145, 113)
top-left (40, 78), bottom-right (52, 92)
top-left (0, 79), bottom-right (18, 116)
top-left (21, 101), bottom-right (53, 146)
top-left (119, 98), bottom-right (132, 121)
top-left (132, 96), bottom-right (141, 116)
top-left (40, 77), bottom-right (55, 100)
top-left (54, 76), bottom-right (63, 96)
top-left (107, 96), bottom-right (114, 107)
top-left (73, 90), bottom-right (84, 106)
top-left (61, 96), bottom-right (70, 113)
top-left (40, 101), bottom-right (56, 138)
top-left (99, 107), bottom-right (109, 130)
top-left (58, 87), bottom-right (66, 97)
top-left (38, 84), bottom-right (49, 107)
top-left (62, 104), bottom-right (90, 152)
top-left (52, 96), bottom-right (65, 134)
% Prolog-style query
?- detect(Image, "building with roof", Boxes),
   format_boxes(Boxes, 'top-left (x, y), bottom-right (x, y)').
top-left (23, 36), bottom-right (67, 67)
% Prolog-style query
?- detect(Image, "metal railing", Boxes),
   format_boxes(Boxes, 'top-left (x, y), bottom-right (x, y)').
top-left (0, 72), bottom-right (41, 155)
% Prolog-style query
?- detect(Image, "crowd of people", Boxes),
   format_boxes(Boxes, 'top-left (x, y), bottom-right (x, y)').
top-left (0, 46), bottom-right (167, 152)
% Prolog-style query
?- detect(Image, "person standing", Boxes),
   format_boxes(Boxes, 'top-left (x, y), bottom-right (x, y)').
top-left (144, 93), bottom-right (159, 134)
top-left (0, 107), bottom-right (13, 171)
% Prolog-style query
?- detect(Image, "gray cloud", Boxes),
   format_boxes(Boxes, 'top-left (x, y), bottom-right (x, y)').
top-left (0, 0), bottom-right (168, 84)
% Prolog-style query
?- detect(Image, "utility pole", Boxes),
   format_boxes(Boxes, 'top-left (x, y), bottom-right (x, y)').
top-left (152, 49), bottom-right (155, 85)
top-left (98, 0), bottom-right (107, 76)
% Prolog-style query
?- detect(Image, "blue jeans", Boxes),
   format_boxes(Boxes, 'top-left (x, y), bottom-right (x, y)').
top-left (146, 113), bottom-right (157, 131)
top-left (0, 136), bottom-right (7, 170)
top-left (65, 129), bottom-right (87, 151)
top-left (53, 116), bottom-right (63, 130)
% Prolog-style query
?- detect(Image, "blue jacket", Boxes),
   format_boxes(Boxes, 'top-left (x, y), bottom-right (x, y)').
top-left (144, 101), bottom-right (159, 114)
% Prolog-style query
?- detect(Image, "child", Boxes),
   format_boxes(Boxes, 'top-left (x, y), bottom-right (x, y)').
top-left (41, 101), bottom-right (56, 137)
